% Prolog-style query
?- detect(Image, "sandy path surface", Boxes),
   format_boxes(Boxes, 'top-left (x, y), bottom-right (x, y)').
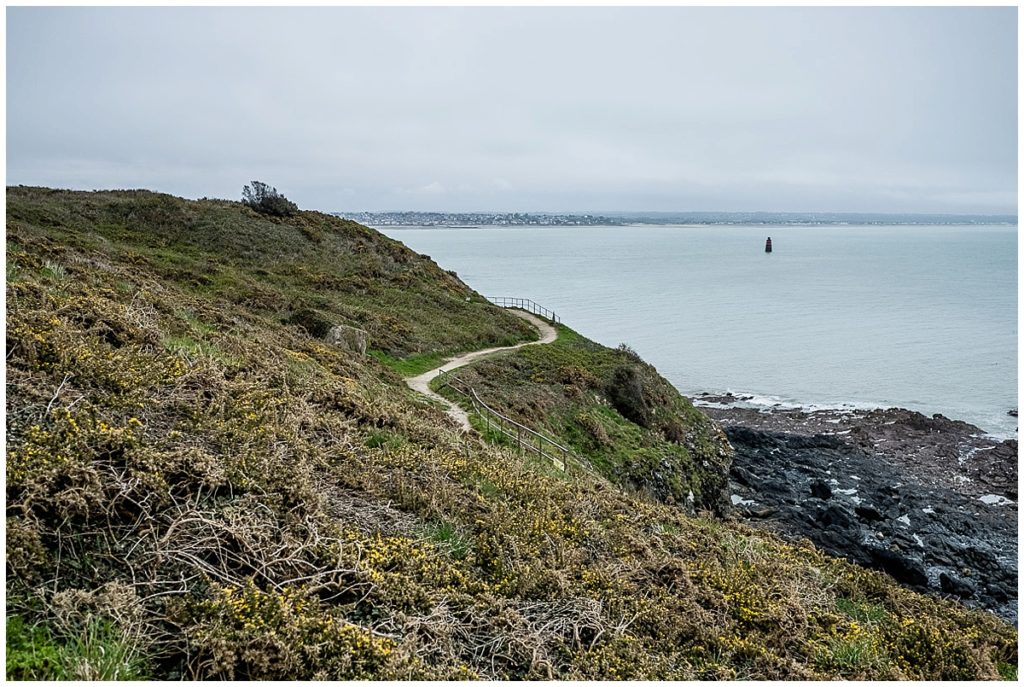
top-left (405, 310), bottom-right (557, 431)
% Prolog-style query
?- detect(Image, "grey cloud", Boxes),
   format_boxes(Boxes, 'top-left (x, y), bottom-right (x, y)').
top-left (7, 6), bottom-right (1017, 213)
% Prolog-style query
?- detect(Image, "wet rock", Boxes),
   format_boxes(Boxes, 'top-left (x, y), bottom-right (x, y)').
top-left (855, 505), bottom-right (884, 523)
top-left (731, 465), bottom-right (759, 488)
top-left (703, 402), bottom-right (1017, 503)
top-left (717, 419), bottom-right (1017, 623)
top-left (810, 479), bottom-right (832, 500)
top-left (726, 425), bottom-right (781, 449)
top-left (989, 585), bottom-right (1010, 604)
top-left (869, 547), bottom-right (929, 587)
top-left (940, 572), bottom-right (976, 599)
top-left (785, 433), bottom-right (844, 451)
top-left (818, 503), bottom-right (854, 529)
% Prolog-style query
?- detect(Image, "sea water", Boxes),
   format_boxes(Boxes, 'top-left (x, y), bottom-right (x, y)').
top-left (378, 224), bottom-right (1018, 438)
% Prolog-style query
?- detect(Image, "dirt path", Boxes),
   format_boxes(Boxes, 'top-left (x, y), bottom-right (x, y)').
top-left (406, 310), bottom-right (557, 431)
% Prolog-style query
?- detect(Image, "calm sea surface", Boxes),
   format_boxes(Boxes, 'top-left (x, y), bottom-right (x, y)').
top-left (379, 224), bottom-right (1018, 437)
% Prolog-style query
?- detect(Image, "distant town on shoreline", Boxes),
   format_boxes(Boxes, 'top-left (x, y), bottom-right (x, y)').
top-left (336, 210), bottom-right (1018, 227)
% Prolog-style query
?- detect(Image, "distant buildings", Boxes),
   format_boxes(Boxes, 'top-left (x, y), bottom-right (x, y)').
top-left (333, 211), bottom-right (623, 227)
top-left (332, 210), bottom-right (1017, 227)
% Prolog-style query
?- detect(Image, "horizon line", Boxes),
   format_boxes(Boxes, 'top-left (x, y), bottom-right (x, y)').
top-left (335, 209), bottom-right (1019, 218)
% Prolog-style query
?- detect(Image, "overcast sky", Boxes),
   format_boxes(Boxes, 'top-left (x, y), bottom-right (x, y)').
top-left (6, 6), bottom-right (1018, 214)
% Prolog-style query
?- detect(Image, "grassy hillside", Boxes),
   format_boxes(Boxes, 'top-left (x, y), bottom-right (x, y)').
top-left (433, 325), bottom-right (733, 513)
top-left (6, 186), bottom-right (536, 360)
top-left (5, 187), bottom-right (1017, 680)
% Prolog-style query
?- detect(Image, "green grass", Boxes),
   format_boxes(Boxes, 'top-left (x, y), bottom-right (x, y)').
top-left (6, 616), bottom-right (148, 681)
top-left (465, 412), bottom-right (519, 448)
top-left (997, 661), bottom-right (1018, 680)
top-left (473, 476), bottom-right (502, 500)
top-left (41, 259), bottom-right (67, 282)
top-left (817, 636), bottom-right (877, 674)
top-left (6, 616), bottom-right (62, 680)
top-left (364, 428), bottom-right (407, 451)
top-left (432, 321), bottom-right (731, 512)
top-left (7, 186), bottom-right (537, 360)
top-left (423, 520), bottom-right (471, 560)
top-left (6, 258), bottom-right (20, 283)
top-left (837, 596), bottom-right (889, 624)
top-left (178, 309), bottom-right (219, 335)
top-left (369, 349), bottom-right (449, 377)
top-left (654, 520), bottom-right (682, 535)
top-left (162, 334), bottom-right (241, 367)
top-left (553, 322), bottom-right (586, 344)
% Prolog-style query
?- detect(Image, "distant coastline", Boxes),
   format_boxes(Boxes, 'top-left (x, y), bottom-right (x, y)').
top-left (337, 210), bottom-right (1017, 227)
top-left (334, 211), bottom-right (624, 226)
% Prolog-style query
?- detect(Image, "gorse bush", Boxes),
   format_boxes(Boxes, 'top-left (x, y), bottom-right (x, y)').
top-left (4, 187), bottom-right (1018, 680)
top-left (286, 307), bottom-right (335, 338)
top-left (242, 180), bottom-right (298, 217)
top-left (606, 364), bottom-right (652, 428)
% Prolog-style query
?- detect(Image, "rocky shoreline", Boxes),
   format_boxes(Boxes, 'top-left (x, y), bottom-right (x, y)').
top-left (693, 393), bottom-right (1018, 624)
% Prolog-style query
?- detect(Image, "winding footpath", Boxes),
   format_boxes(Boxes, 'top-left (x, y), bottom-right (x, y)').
top-left (406, 310), bottom-right (557, 431)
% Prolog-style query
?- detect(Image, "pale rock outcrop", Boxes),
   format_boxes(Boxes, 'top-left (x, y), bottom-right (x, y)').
top-left (325, 324), bottom-right (368, 355)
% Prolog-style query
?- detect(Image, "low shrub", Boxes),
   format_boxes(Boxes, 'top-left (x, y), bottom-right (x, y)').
top-left (286, 307), bottom-right (335, 338)
top-left (606, 365), bottom-right (652, 428)
top-left (242, 181), bottom-right (298, 217)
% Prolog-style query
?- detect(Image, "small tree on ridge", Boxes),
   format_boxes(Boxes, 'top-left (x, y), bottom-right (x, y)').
top-left (242, 181), bottom-right (298, 217)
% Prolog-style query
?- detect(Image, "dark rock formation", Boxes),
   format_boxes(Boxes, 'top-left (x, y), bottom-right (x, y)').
top-left (940, 572), bottom-right (977, 599)
top-left (708, 410), bottom-right (1018, 623)
top-left (810, 479), bottom-right (832, 500)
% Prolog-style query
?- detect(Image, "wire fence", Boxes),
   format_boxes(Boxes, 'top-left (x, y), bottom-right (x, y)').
top-left (486, 297), bottom-right (560, 324)
top-left (440, 374), bottom-right (590, 473)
